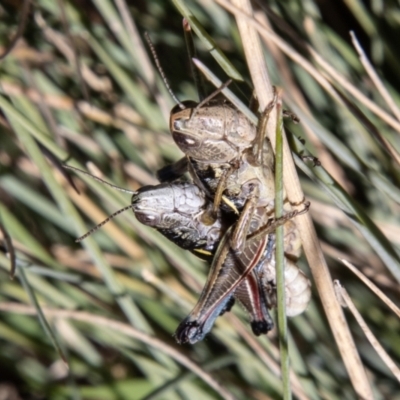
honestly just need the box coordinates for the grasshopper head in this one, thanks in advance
[131,183,205,228]
[170,102,256,163]
[131,185,165,227]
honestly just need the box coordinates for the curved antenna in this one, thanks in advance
[144,32,185,110]
[76,204,135,242]
[64,165,138,242]
[64,165,136,194]
[189,79,232,122]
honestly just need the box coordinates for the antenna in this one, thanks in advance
[63,165,136,194]
[63,165,138,242]
[144,32,185,110]
[76,204,135,242]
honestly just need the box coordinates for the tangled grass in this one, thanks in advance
[0,1,399,399]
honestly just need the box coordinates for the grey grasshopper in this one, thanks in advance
[132,182,310,343]
[132,182,275,336]
[66,165,310,343]
[65,167,274,337]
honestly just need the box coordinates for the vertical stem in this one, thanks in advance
[183,18,206,101]
[275,93,291,399]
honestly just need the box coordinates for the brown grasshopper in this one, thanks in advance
[144,36,309,338]
[159,88,309,343]
[148,33,308,288]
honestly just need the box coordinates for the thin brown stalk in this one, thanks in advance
[334,281,400,382]
[350,32,400,123]
[253,12,354,193]
[340,259,400,318]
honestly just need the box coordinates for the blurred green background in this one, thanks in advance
[0,1,399,399]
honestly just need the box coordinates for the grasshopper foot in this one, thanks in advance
[174,319,202,344]
[251,320,274,336]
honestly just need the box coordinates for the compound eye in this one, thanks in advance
[172,131,201,150]
[135,212,160,227]
[185,138,196,145]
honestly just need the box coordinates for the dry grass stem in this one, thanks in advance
[350,32,400,123]
[253,12,353,193]
[334,281,400,382]
[340,259,400,318]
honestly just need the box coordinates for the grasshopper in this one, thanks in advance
[65,159,309,343]
[174,201,310,344]
[158,88,310,342]
[146,32,276,234]
[148,33,309,304]
[65,166,276,336]
[142,41,309,338]
[131,182,310,342]
[69,93,308,343]
[131,182,275,336]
